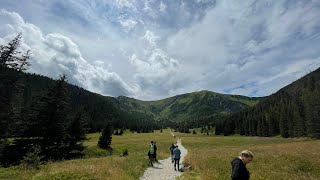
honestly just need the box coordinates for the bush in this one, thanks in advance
[122,148,128,156]
[21,145,43,169]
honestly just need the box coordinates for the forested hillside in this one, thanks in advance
[16,73,157,133]
[216,68,320,138]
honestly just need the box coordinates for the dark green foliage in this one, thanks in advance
[192,130,197,134]
[119,129,124,135]
[21,145,43,169]
[0,74,87,166]
[98,124,113,149]
[122,148,128,156]
[218,68,320,138]
[25,75,71,160]
[0,33,31,138]
[66,110,87,155]
[0,139,9,167]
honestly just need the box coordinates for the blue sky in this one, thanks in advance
[0,0,319,100]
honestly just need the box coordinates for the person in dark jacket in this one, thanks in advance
[154,141,158,162]
[173,145,181,171]
[231,150,254,180]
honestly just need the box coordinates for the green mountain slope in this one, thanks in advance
[116,90,261,127]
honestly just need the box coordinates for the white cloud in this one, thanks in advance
[130,46,183,99]
[141,30,160,47]
[0,9,139,97]
[118,16,138,32]
[166,0,320,97]
[115,0,136,9]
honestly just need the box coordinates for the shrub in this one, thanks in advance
[21,145,43,169]
[122,148,128,156]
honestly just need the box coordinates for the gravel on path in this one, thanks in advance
[140,138,188,180]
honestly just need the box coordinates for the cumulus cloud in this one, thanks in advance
[0,9,139,97]
[167,0,320,97]
[130,46,182,99]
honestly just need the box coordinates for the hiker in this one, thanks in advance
[170,144,176,163]
[154,141,158,162]
[231,150,254,180]
[148,141,155,166]
[173,145,181,171]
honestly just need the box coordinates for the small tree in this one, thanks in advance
[21,145,43,169]
[98,123,113,149]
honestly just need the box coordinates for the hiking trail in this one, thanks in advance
[139,132,188,180]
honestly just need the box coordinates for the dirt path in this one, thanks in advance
[140,134,188,180]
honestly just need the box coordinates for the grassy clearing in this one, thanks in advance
[1,129,319,180]
[0,129,176,180]
[175,132,320,180]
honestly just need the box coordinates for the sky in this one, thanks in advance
[0,0,319,100]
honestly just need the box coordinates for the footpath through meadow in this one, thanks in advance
[139,133,188,180]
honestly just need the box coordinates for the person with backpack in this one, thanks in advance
[148,141,155,166]
[231,150,254,180]
[173,145,181,171]
[170,144,176,163]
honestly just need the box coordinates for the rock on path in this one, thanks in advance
[140,139,188,180]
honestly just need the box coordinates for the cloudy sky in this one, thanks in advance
[0,0,319,100]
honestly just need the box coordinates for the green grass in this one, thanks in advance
[1,129,319,180]
[175,132,320,180]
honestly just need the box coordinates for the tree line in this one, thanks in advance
[215,69,320,139]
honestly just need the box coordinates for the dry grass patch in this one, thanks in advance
[179,135,320,180]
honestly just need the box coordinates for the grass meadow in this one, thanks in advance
[0,129,319,180]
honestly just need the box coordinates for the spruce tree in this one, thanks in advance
[98,123,113,149]
[0,33,31,137]
[67,110,87,152]
[26,75,70,159]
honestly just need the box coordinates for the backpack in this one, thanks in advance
[149,144,154,154]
